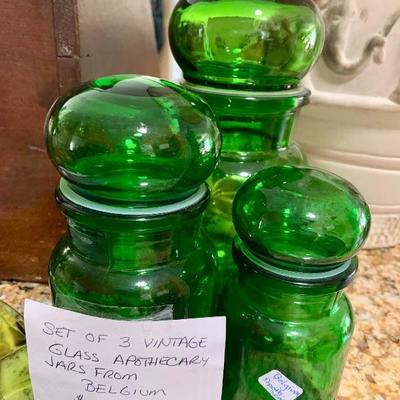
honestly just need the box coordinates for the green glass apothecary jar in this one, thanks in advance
[189,85,310,280]
[169,0,324,90]
[46,74,220,204]
[49,179,216,320]
[222,166,371,400]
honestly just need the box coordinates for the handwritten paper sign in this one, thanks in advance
[24,300,226,400]
[258,370,303,400]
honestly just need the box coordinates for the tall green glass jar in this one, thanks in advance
[46,75,221,320]
[187,84,309,282]
[169,0,324,90]
[169,0,323,288]
[222,166,371,399]
[49,180,216,320]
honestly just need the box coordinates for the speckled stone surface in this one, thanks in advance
[1,247,399,399]
[337,247,400,400]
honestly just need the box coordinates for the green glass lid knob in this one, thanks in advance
[45,74,221,204]
[233,165,371,268]
[169,0,325,90]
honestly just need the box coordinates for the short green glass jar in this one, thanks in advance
[186,84,309,280]
[169,0,324,90]
[46,75,220,204]
[222,166,371,399]
[49,179,216,320]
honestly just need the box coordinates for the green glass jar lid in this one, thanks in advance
[169,0,325,90]
[46,74,221,204]
[233,166,371,270]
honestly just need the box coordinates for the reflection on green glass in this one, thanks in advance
[170,0,324,89]
[222,166,371,399]
[186,85,309,286]
[46,75,220,204]
[223,249,356,400]
[49,180,217,320]
[233,166,371,268]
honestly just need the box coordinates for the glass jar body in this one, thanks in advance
[49,191,217,320]
[170,0,324,90]
[190,87,309,282]
[205,144,305,275]
[222,274,354,399]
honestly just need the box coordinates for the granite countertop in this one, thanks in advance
[1,247,399,399]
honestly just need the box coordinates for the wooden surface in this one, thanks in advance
[0,0,160,281]
[53,0,81,92]
[0,0,66,281]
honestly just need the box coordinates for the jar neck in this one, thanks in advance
[67,213,203,270]
[233,239,357,321]
[57,181,209,270]
[239,269,343,321]
[219,112,298,155]
[183,83,309,157]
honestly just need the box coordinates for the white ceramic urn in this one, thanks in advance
[296,0,400,248]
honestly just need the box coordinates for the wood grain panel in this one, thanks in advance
[0,0,162,281]
[0,0,66,281]
[53,0,81,92]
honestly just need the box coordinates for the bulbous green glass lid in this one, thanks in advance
[233,166,371,269]
[169,0,325,90]
[46,74,221,204]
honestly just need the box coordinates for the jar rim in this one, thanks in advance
[182,80,311,99]
[233,237,358,289]
[57,178,210,219]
